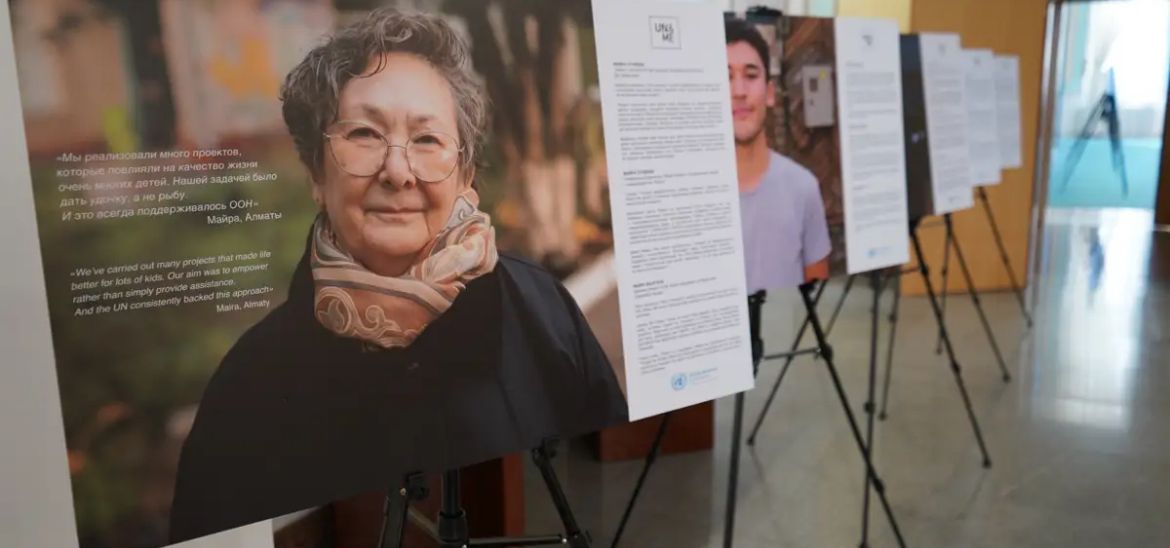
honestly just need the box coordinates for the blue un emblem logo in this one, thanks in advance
[671,373,688,391]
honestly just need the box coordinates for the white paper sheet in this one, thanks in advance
[963,49,1003,185]
[592,0,754,420]
[835,17,911,273]
[995,54,1024,169]
[919,33,974,213]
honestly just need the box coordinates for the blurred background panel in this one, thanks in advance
[159,0,334,149]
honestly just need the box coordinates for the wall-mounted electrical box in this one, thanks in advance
[801,65,836,128]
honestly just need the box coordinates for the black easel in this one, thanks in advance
[613,283,913,547]
[748,268,901,443]
[824,274,857,335]
[609,412,672,548]
[800,268,905,426]
[379,439,590,548]
[904,218,994,468]
[858,272,887,547]
[976,186,1033,327]
[730,289,903,545]
[753,272,894,547]
[378,473,427,548]
[941,214,1012,382]
[722,287,907,547]
[722,291,769,548]
[792,280,907,548]
[745,282,829,445]
[748,224,999,460]
[1058,76,1128,196]
[609,291,820,548]
[934,221,951,356]
[746,273,864,444]
[738,272,905,548]
[878,269,907,421]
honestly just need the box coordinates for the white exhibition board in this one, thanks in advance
[0,8,276,548]
[962,48,1003,186]
[995,54,1024,169]
[0,3,272,546]
[593,0,754,421]
[4,0,757,541]
[919,33,973,213]
[835,17,911,272]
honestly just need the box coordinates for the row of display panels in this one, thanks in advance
[0,1,1024,547]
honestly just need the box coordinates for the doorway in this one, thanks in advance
[1046,0,1170,210]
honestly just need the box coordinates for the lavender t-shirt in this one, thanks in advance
[739,152,832,292]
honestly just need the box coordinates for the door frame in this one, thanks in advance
[1027,0,1065,308]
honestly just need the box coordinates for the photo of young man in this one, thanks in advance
[726,18,831,292]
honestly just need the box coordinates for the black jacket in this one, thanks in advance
[169,243,627,544]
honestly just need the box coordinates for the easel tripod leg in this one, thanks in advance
[722,392,746,548]
[378,473,428,548]
[724,292,767,547]
[977,187,1033,327]
[860,272,884,547]
[944,215,1012,383]
[437,471,469,548]
[610,413,672,548]
[798,283,907,548]
[1104,96,1129,195]
[879,274,902,421]
[1059,96,1106,192]
[825,274,856,337]
[935,219,952,355]
[379,447,585,548]
[911,226,993,468]
[532,441,591,548]
[747,280,829,445]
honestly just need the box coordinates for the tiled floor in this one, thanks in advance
[527,208,1170,547]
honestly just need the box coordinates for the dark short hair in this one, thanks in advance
[280,8,488,179]
[724,18,771,81]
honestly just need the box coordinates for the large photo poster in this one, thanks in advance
[6,0,751,546]
[731,14,909,292]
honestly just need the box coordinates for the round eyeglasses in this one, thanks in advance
[324,121,462,183]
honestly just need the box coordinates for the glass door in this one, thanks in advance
[1047,0,1170,210]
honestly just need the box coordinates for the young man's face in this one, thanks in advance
[727,41,775,145]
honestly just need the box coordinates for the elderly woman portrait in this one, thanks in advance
[169,8,627,543]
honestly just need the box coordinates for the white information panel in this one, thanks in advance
[963,48,1003,185]
[835,17,911,272]
[920,33,974,213]
[995,54,1024,169]
[592,0,754,420]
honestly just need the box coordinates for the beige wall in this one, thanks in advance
[837,0,912,32]
[12,0,131,154]
[903,0,1048,295]
[836,0,1044,294]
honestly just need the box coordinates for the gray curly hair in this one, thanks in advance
[280,7,488,180]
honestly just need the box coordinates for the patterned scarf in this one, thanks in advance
[310,189,499,349]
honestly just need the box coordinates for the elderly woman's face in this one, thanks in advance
[316,52,468,276]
